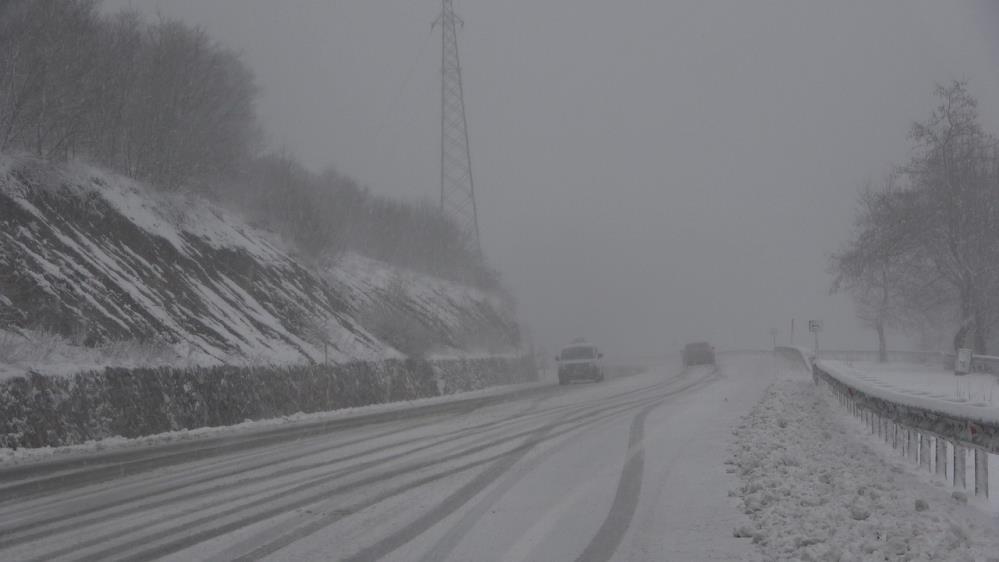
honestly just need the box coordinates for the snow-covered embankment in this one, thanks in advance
[730,352,999,560]
[0,155,532,448]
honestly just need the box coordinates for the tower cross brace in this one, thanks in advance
[437,0,480,254]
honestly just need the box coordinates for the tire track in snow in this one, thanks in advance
[576,367,718,562]
[1,386,565,550]
[2,371,683,562]
[232,371,701,561]
[224,385,684,561]
[243,421,561,562]
[50,382,676,561]
[0,383,560,503]
[202,377,691,561]
[0,418,452,548]
[417,368,715,562]
[14,397,558,558]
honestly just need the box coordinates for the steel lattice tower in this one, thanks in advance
[437,0,480,254]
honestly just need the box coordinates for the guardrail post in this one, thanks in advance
[891,423,899,451]
[974,449,989,498]
[920,433,932,471]
[907,429,917,463]
[935,437,947,479]
[953,444,966,489]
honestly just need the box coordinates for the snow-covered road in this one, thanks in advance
[0,353,774,561]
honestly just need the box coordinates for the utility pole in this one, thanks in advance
[436,0,481,254]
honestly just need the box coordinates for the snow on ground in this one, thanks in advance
[732,356,999,561]
[821,359,999,413]
[0,327,202,380]
[324,252,520,358]
[818,359,999,515]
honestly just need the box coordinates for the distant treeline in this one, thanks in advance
[831,82,999,357]
[0,0,497,289]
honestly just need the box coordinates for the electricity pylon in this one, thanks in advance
[436,0,481,254]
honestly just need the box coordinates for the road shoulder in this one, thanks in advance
[619,353,774,561]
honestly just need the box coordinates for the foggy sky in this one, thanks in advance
[104,0,999,358]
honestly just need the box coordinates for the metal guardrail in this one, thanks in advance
[776,347,995,500]
[969,354,999,375]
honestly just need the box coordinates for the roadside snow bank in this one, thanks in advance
[731,366,999,561]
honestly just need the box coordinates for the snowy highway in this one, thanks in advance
[0,353,773,561]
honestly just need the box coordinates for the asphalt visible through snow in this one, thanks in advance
[0,353,775,561]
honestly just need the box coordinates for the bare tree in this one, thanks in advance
[0,0,102,157]
[832,175,918,360]
[905,82,999,353]
[85,10,144,168]
[0,3,259,189]
[0,1,502,294]
[836,83,999,355]
[125,19,258,189]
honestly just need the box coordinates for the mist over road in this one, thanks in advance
[0,353,775,561]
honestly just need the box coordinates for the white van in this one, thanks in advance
[556,341,605,385]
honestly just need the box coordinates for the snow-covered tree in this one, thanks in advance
[834,82,999,354]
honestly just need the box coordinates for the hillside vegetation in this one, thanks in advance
[0,0,496,288]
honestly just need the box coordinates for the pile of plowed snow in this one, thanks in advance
[730,361,999,561]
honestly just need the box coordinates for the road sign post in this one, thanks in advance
[808,320,823,352]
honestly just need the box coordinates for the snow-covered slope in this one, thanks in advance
[0,155,519,375]
[324,253,519,358]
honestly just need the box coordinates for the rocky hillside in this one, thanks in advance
[0,155,520,375]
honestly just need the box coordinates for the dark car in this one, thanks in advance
[683,342,715,367]
[556,341,605,385]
